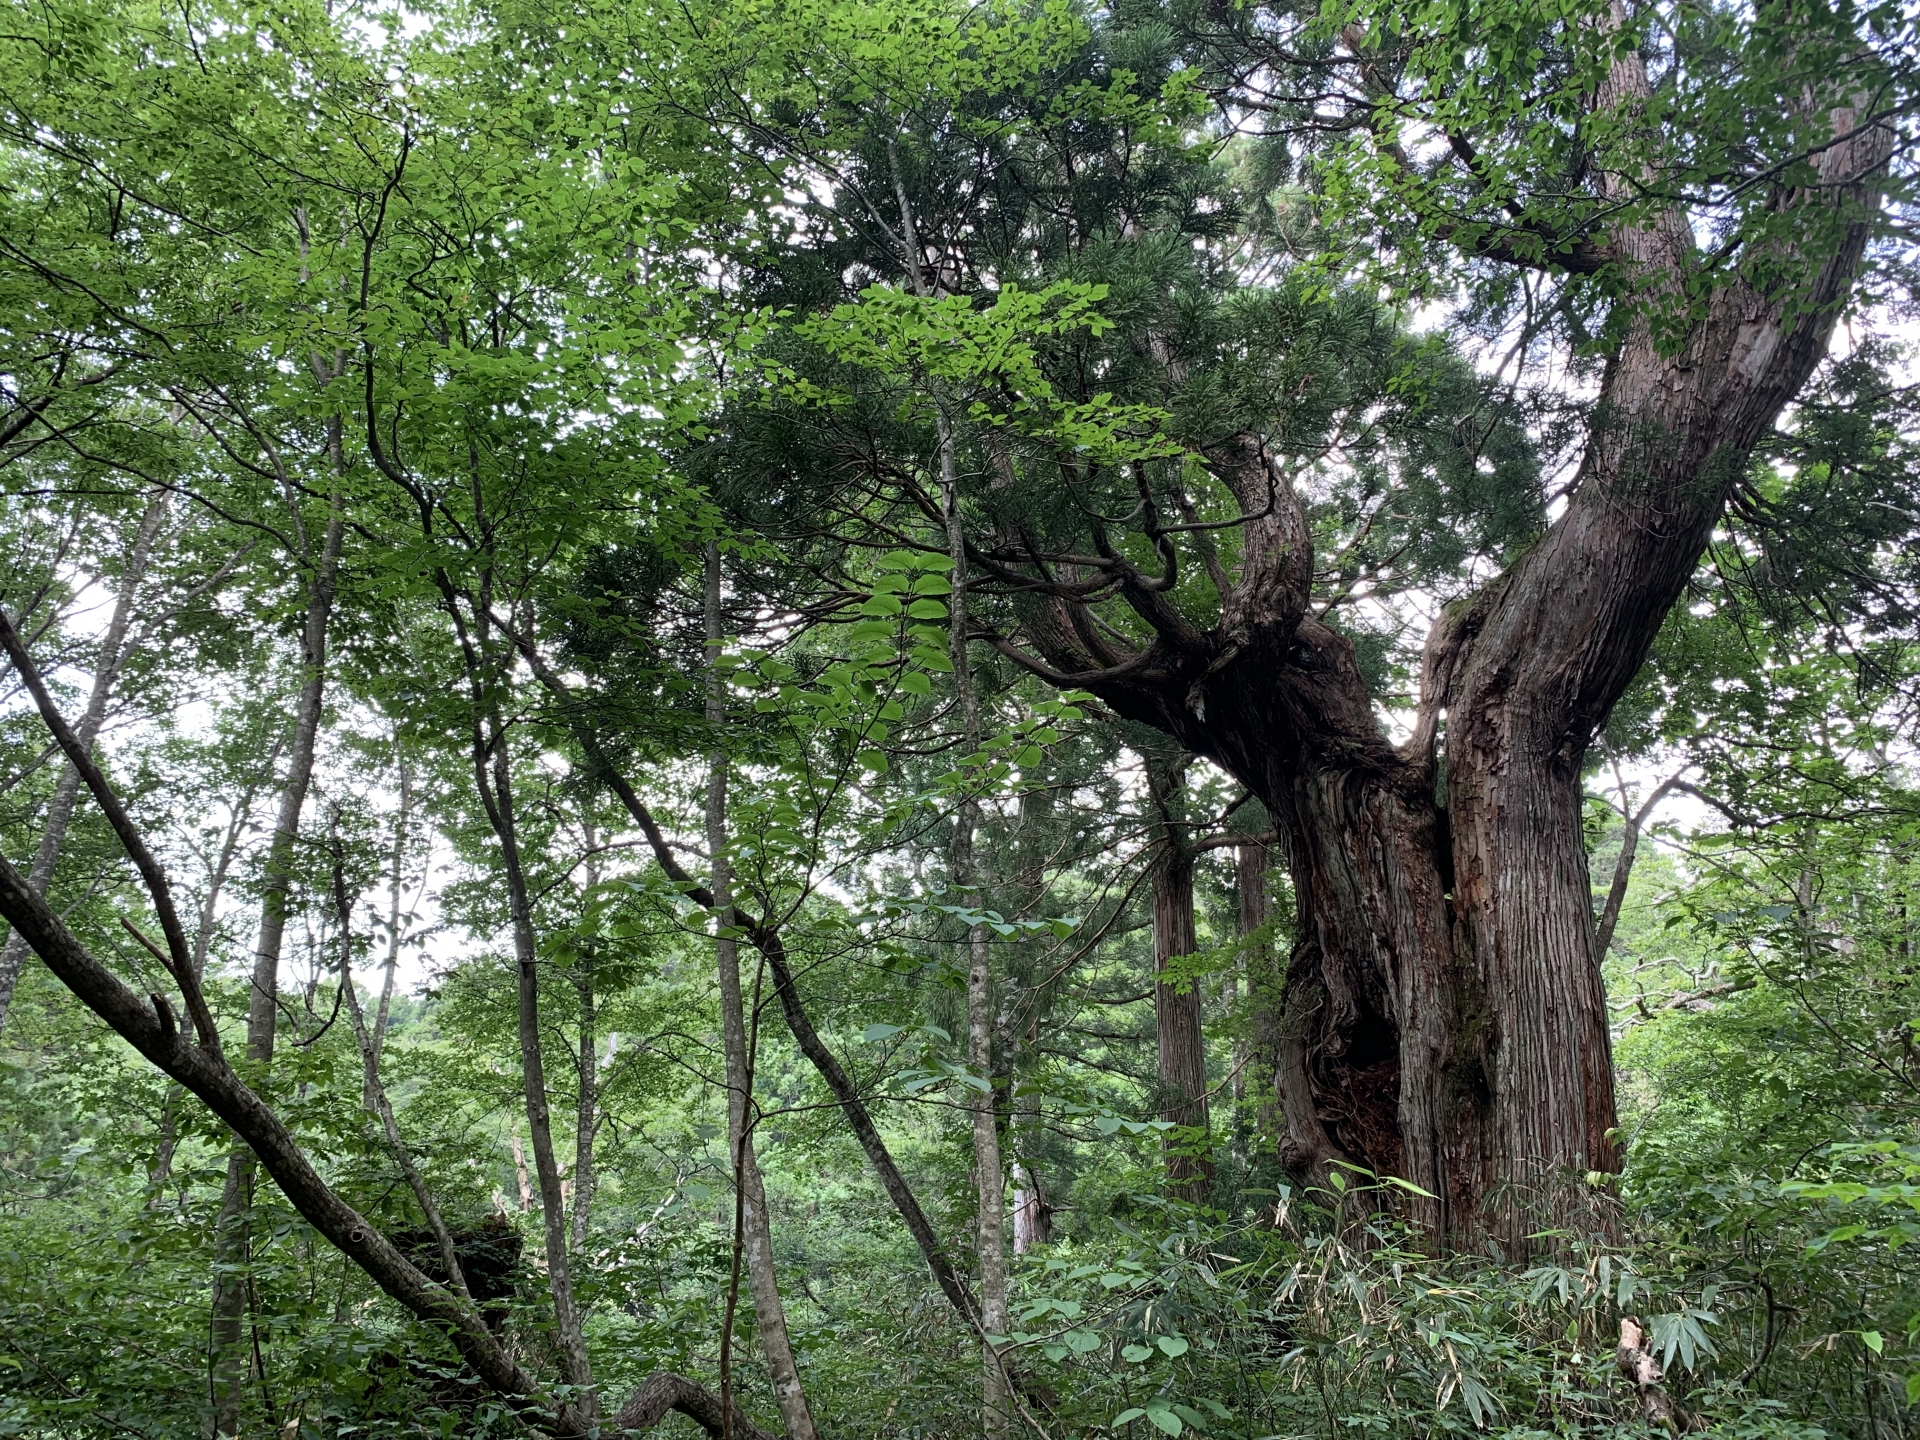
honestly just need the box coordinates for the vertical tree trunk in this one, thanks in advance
[331,828,473,1307]
[0,489,168,1032]
[940,419,1011,1440]
[1009,1013,1050,1253]
[152,775,265,1197]
[372,753,413,1060]
[209,497,341,1438]
[705,543,818,1440]
[477,706,596,1423]
[571,936,598,1253]
[1235,834,1281,1147]
[1144,752,1212,1204]
[570,812,602,1253]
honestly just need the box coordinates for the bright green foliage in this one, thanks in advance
[0,0,1917,1435]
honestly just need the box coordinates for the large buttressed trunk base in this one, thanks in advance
[1202,628,1621,1256]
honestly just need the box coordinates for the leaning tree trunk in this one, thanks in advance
[0,489,168,1032]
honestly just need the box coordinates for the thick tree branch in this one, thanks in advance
[0,606,218,1053]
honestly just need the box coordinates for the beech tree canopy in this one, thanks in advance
[0,0,1918,1435]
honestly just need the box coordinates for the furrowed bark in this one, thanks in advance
[211,496,342,1436]
[0,488,168,1032]
[991,31,1892,1250]
[706,542,817,1440]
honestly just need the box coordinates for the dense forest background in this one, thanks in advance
[1,0,1919,1435]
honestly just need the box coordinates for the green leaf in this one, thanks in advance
[1157,1334,1189,1357]
[1121,1343,1153,1362]
[1864,1330,1885,1354]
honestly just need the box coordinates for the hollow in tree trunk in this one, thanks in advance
[996,66,1889,1250]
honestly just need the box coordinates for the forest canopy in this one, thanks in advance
[1,0,1918,1436]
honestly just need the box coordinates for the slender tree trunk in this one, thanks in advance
[502,606,999,1347]
[1236,833,1282,1150]
[0,490,168,1032]
[209,498,341,1438]
[705,543,817,1440]
[571,936,598,1253]
[942,420,1010,1440]
[152,773,267,1197]
[1009,1013,1050,1253]
[372,753,413,1060]
[1144,753,1212,1204]
[510,1124,534,1213]
[330,827,473,1306]
[476,706,596,1421]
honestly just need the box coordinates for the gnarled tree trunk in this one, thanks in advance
[1001,67,1890,1250]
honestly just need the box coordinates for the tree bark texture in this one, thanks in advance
[999,64,1891,1251]
[0,489,168,1032]
[1144,754,1212,1204]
